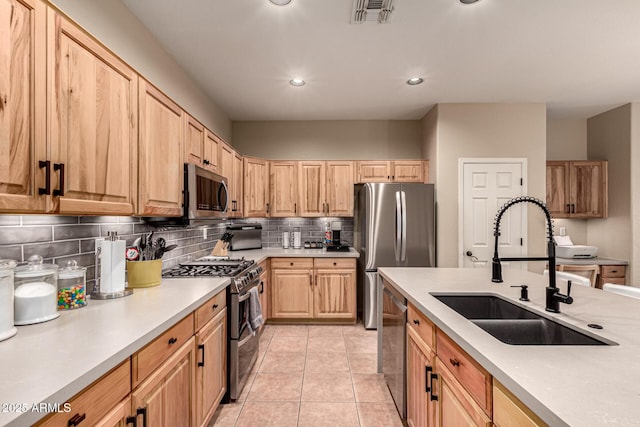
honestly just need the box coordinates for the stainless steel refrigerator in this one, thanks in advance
[355,183,436,329]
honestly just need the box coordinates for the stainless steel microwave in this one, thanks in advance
[143,163,228,226]
[185,163,229,220]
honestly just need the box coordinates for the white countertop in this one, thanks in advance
[0,277,229,427]
[556,257,628,266]
[229,247,360,263]
[378,267,640,427]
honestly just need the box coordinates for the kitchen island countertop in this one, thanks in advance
[556,256,628,265]
[378,267,640,427]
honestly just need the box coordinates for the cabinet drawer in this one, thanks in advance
[603,277,626,285]
[314,258,356,269]
[493,381,547,427]
[36,360,131,427]
[195,290,227,331]
[436,330,492,415]
[601,265,625,278]
[271,257,314,269]
[132,313,194,387]
[407,303,435,351]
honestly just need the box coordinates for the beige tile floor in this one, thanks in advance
[208,324,403,427]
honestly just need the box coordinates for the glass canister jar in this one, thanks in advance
[0,259,17,342]
[57,260,87,310]
[14,255,59,325]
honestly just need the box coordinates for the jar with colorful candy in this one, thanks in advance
[57,260,87,310]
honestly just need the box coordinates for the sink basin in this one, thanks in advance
[431,294,615,346]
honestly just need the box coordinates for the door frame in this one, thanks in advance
[457,158,528,268]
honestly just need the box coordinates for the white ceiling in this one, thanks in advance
[122,0,640,121]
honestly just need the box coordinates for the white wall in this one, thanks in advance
[587,104,632,281]
[49,0,232,141]
[546,117,589,244]
[232,120,422,159]
[423,104,547,269]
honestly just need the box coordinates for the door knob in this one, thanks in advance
[466,251,479,262]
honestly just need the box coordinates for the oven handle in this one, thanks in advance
[237,281,261,302]
[238,331,256,347]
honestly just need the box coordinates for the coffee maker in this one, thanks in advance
[326,222,349,252]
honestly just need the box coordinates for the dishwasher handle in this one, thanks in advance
[383,287,407,312]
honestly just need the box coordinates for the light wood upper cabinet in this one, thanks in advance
[326,161,354,216]
[393,160,426,183]
[270,161,298,217]
[203,130,219,172]
[218,141,233,214]
[185,114,205,166]
[132,337,196,427]
[546,160,608,219]
[298,161,326,217]
[195,308,227,427]
[48,10,138,215]
[232,152,243,217]
[243,156,268,217]
[138,79,183,216]
[0,0,47,213]
[357,161,391,182]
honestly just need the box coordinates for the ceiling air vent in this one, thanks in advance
[351,0,396,24]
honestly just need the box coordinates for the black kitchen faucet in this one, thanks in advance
[491,196,573,313]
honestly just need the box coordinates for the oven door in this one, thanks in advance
[185,163,229,219]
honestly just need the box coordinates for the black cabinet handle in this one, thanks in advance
[413,319,420,325]
[168,337,178,345]
[68,413,86,426]
[566,204,571,214]
[266,203,270,214]
[198,344,205,367]
[425,366,433,393]
[53,163,65,196]
[126,415,137,427]
[136,407,147,427]
[259,281,264,294]
[294,202,297,214]
[212,303,219,310]
[38,160,51,195]
[429,373,439,401]
[571,204,575,213]
[449,358,460,367]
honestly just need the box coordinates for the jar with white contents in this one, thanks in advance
[0,259,17,341]
[57,260,87,310]
[14,255,59,325]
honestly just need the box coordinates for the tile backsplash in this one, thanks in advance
[0,215,354,290]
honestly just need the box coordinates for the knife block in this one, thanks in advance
[211,239,228,257]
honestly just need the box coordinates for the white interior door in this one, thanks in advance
[460,160,527,268]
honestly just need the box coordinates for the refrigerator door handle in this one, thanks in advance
[395,191,402,262]
[401,191,407,262]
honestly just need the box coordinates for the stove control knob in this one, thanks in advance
[256,266,263,275]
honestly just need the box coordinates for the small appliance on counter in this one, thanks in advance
[227,223,262,250]
[326,222,350,252]
[554,236,599,259]
[13,255,59,325]
[0,259,17,341]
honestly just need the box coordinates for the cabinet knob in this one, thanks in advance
[212,303,219,310]
[413,319,420,325]
[168,337,178,345]
[449,358,460,367]
[290,262,294,266]
[333,262,337,266]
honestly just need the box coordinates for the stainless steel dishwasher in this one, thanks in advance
[380,280,407,420]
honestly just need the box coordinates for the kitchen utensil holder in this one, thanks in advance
[211,239,228,257]
[126,260,162,288]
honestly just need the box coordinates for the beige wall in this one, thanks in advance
[631,104,640,285]
[546,117,589,244]
[232,121,422,159]
[49,0,232,141]
[421,106,438,183]
[587,104,633,282]
[424,103,547,269]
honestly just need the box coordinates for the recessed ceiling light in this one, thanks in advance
[406,77,424,86]
[270,0,292,5]
[290,78,305,87]
[460,0,480,4]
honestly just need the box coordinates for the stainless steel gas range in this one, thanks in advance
[163,256,264,401]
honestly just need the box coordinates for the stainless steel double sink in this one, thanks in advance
[431,294,616,346]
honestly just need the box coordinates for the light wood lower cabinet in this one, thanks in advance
[259,259,270,322]
[93,397,134,427]
[407,325,436,427]
[132,336,197,427]
[493,380,547,427]
[271,258,356,322]
[195,308,227,427]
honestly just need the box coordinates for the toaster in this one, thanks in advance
[227,223,262,250]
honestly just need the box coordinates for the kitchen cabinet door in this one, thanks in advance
[570,161,607,218]
[132,337,196,427]
[203,130,219,172]
[493,380,547,427]
[185,114,205,166]
[326,161,354,216]
[271,269,314,319]
[232,152,243,217]
[392,160,426,183]
[243,156,268,217]
[48,10,138,215]
[195,309,227,427]
[434,359,491,427]
[313,269,356,319]
[407,327,436,427]
[298,161,326,216]
[138,79,183,216]
[93,397,133,427]
[219,141,233,213]
[357,161,391,183]
[270,161,298,217]
[0,0,47,213]
[545,161,570,218]
[258,259,270,321]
